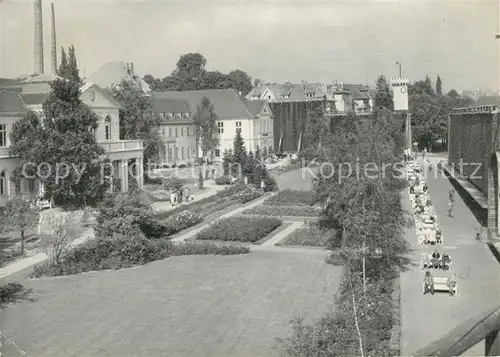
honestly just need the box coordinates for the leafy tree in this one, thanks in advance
[1,197,39,254]
[202,71,230,89]
[143,74,161,90]
[58,45,81,83]
[111,80,162,167]
[374,75,394,110]
[227,70,253,96]
[193,97,220,161]
[436,75,442,97]
[10,79,110,207]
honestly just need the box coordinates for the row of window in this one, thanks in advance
[0,172,36,195]
[160,126,194,137]
[158,112,190,120]
[217,121,242,134]
[166,146,195,161]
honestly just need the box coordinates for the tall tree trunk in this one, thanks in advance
[21,229,25,254]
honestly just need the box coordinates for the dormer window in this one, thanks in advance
[183,113,190,119]
[104,116,112,140]
[175,113,182,119]
[305,93,314,98]
[252,95,260,99]
[167,113,174,120]
[281,94,290,99]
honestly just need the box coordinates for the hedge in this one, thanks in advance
[263,189,318,206]
[31,235,249,277]
[243,205,320,217]
[196,216,282,242]
[279,226,333,247]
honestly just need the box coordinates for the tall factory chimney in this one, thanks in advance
[33,0,44,74]
[51,3,57,75]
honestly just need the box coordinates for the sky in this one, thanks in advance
[0,0,498,92]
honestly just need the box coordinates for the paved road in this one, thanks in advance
[400,157,500,355]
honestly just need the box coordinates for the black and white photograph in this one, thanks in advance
[0,0,499,356]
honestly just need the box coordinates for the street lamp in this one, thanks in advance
[396,61,402,77]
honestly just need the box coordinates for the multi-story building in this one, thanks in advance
[246,81,374,152]
[152,89,273,164]
[0,74,144,206]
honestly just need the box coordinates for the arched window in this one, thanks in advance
[104,116,112,140]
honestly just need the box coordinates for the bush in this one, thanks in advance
[255,175,278,192]
[264,189,317,206]
[243,205,320,217]
[196,216,282,242]
[279,225,333,247]
[0,249,24,267]
[95,192,168,239]
[145,175,163,185]
[31,235,251,277]
[0,282,25,302]
[232,187,262,203]
[170,242,250,256]
[215,176,232,185]
[163,210,204,236]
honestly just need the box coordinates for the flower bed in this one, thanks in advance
[163,210,204,236]
[31,235,249,278]
[263,189,317,206]
[196,216,282,242]
[278,225,333,247]
[243,205,320,218]
[233,187,263,203]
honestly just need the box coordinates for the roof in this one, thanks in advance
[246,82,331,101]
[20,93,49,106]
[0,91,27,114]
[21,73,60,84]
[88,62,151,93]
[0,78,22,88]
[153,89,254,120]
[476,96,500,106]
[153,98,190,114]
[242,99,267,116]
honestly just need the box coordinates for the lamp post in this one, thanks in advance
[396,61,402,77]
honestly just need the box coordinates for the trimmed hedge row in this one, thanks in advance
[279,226,333,247]
[196,216,282,242]
[263,189,318,207]
[31,235,249,277]
[243,205,320,218]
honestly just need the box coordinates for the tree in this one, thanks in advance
[193,97,220,162]
[436,75,443,97]
[10,79,110,207]
[44,212,80,266]
[111,80,162,169]
[58,45,81,83]
[1,197,39,254]
[374,75,394,110]
[303,106,328,149]
[227,70,253,96]
[202,71,230,89]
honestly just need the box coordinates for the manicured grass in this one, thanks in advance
[278,226,332,247]
[196,216,282,242]
[3,252,341,357]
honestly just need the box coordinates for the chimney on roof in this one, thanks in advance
[301,80,307,91]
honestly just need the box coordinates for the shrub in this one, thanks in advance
[145,176,163,185]
[279,225,333,247]
[163,210,204,236]
[215,176,232,185]
[255,175,278,192]
[232,187,262,203]
[95,192,167,239]
[264,189,317,206]
[243,205,320,217]
[0,249,24,267]
[0,282,25,302]
[170,242,250,256]
[196,216,282,242]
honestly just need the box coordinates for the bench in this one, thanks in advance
[422,277,458,295]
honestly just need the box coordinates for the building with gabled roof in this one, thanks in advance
[152,89,273,164]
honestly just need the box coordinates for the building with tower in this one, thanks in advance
[391,77,412,155]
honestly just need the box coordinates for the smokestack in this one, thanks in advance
[33,0,44,74]
[51,3,57,75]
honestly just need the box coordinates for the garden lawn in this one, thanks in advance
[2,252,341,357]
[196,216,282,243]
[278,226,332,247]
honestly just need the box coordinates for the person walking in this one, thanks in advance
[449,188,455,203]
[447,200,454,217]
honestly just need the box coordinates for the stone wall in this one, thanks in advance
[448,112,495,196]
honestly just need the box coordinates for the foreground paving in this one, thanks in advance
[2,252,341,357]
[400,157,500,355]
